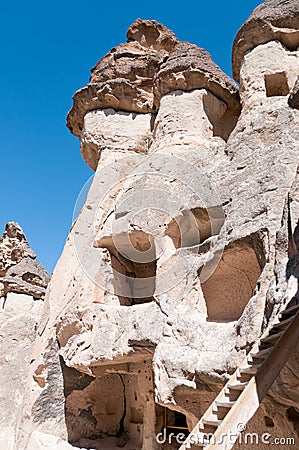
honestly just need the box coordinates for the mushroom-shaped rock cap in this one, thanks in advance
[67,19,240,138]
[233,0,299,82]
[90,19,178,87]
[154,42,240,114]
[67,19,179,137]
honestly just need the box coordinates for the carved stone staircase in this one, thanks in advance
[179,299,299,449]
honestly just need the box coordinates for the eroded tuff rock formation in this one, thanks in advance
[0,223,49,450]
[2,1,299,449]
[67,19,240,170]
[0,222,49,299]
[232,0,299,81]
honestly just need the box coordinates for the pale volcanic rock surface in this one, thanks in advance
[6,6,299,450]
[0,222,49,299]
[154,42,240,115]
[0,223,49,450]
[233,0,299,81]
[0,222,35,276]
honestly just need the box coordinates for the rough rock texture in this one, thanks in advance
[80,109,152,170]
[0,293,44,450]
[154,42,240,115]
[0,222,49,299]
[5,8,299,450]
[126,18,178,51]
[66,20,178,138]
[232,0,299,81]
[289,76,299,109]
[0,222,35,276]
[0,224,49,450]
[239,40,299,109]
[67,19,240,145]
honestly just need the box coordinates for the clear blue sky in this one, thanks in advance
[0,0,262,274]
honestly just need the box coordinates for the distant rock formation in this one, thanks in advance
[0,223,49,450]
[0,222,49,299]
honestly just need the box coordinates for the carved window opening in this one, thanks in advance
[97,231,157,305]
[201,233,266,322]
[264,416,275,428]
[264,72,289,97]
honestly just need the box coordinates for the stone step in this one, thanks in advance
[272,316,294,330]
[280,303,299,317]
[262,330,284,343]
[202,418,222,428]
[250,346,272,359]
[214,400,236,409]
[227,381,249,391]
[238,364,261,376]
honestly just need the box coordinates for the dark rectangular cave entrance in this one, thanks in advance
[264,72,289,97]
[163,407,188,439]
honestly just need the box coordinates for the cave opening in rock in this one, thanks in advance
[264,415,275,427]
[202,92,239,142]
[62,358,162,449]
[163,407,188,439]
[62,361,125,448]
[165,207,225,250]
[97,230,157,305]
[201,233,266,322]
[264,72,289,97]
[287,407,299,437]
